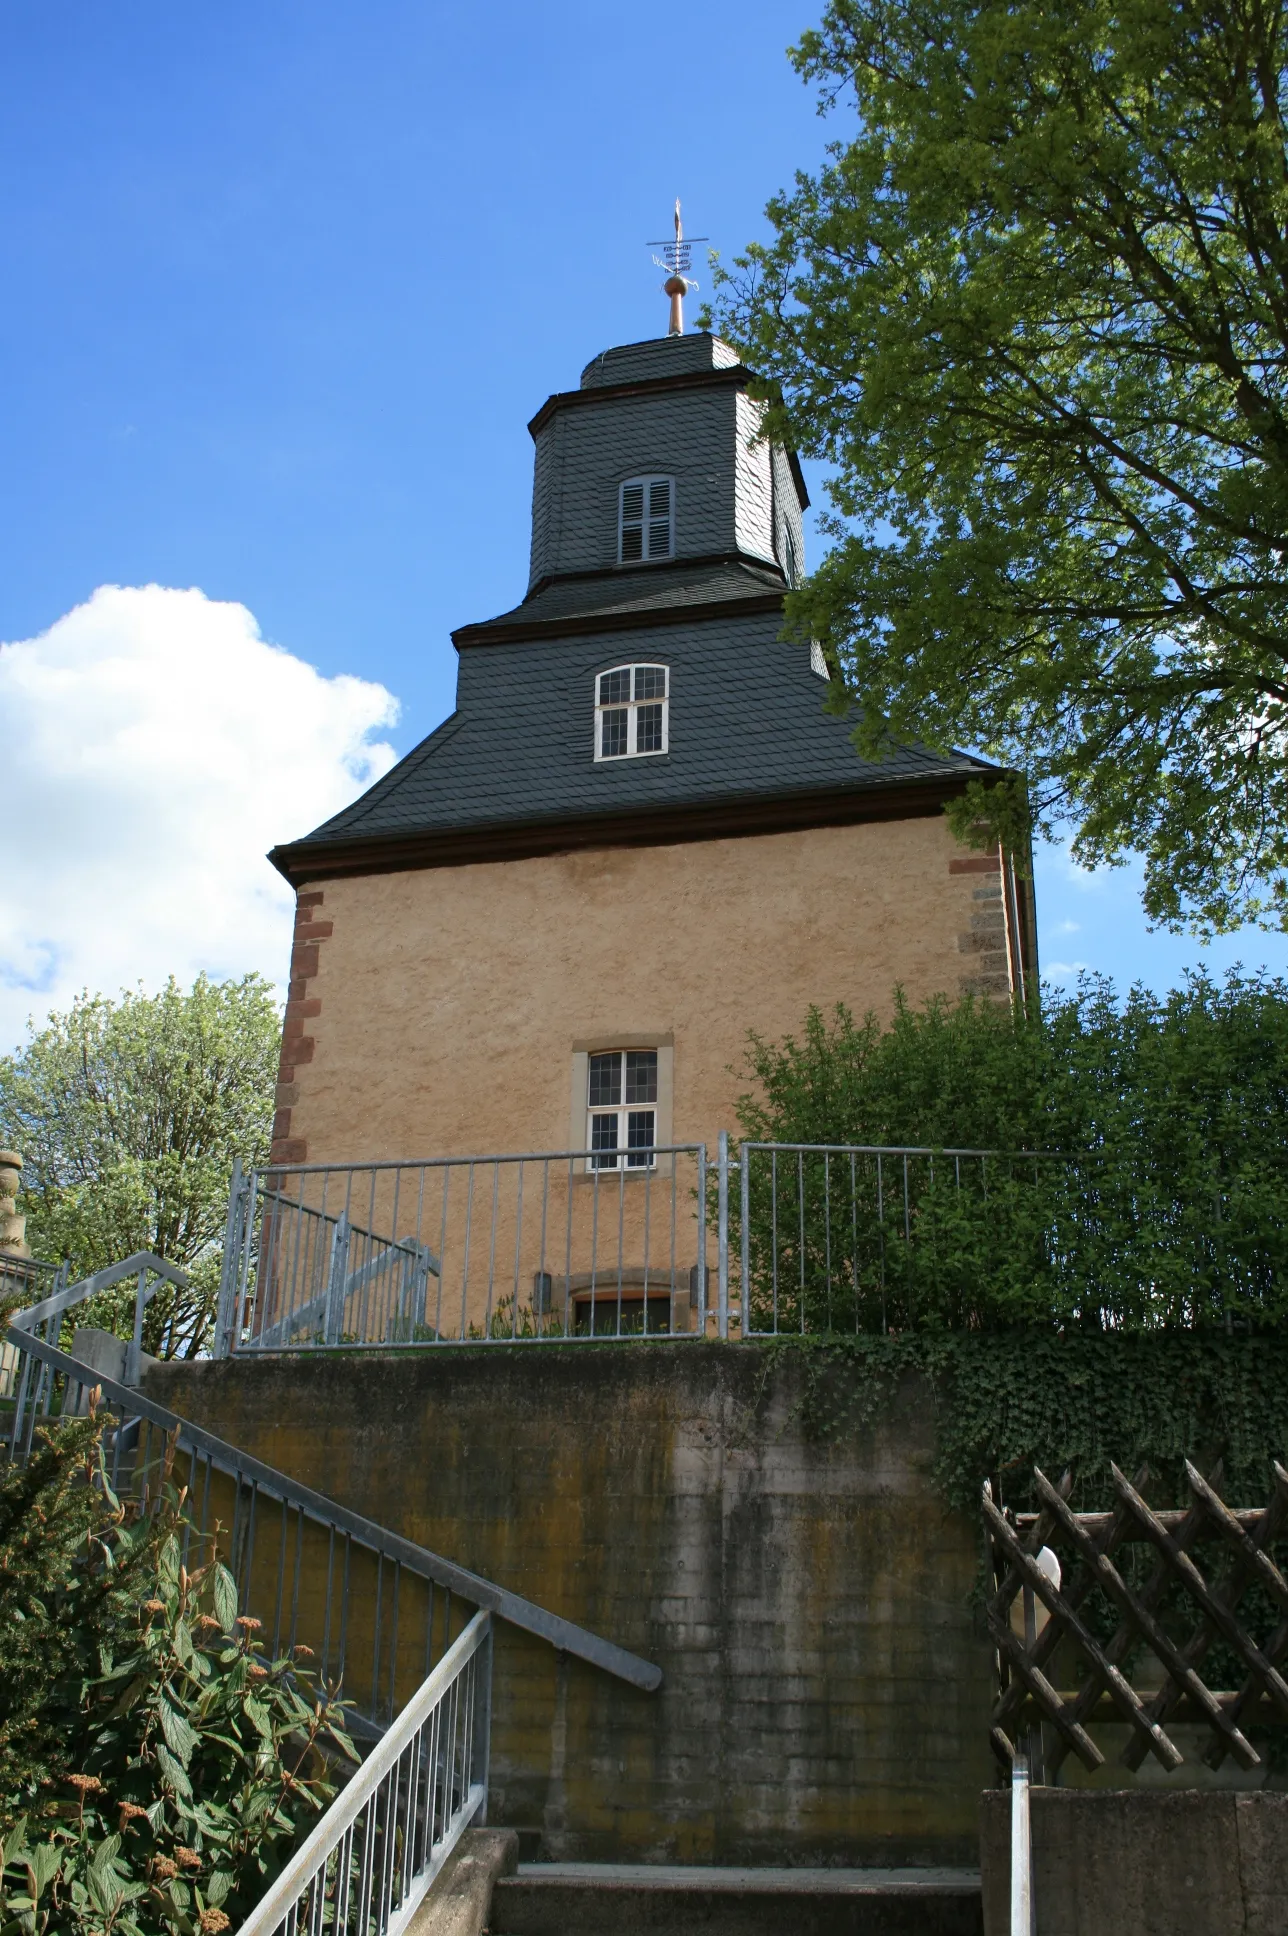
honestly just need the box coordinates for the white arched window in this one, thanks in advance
[619,476,674,563]
[595,663,669,761]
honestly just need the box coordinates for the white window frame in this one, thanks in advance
[594,663,670,762]
[618,475,674,564]
[569,1039,674,1182]
[585,1047,658,1172]
[809,639,829,680]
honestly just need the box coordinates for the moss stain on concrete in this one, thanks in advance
[143,1344,991,1864]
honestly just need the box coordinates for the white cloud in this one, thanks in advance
[1,584,399,1051]
[1042,959,1092,984]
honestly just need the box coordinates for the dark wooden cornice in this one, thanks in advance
[527,364,753,438]
[268,772,979,888]
[520,550,784,605]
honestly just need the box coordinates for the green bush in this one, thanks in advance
[733,971,1288,1332]
[0,1409,355,1936]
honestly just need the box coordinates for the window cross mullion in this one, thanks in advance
[594,664,669,763]
[587,1047,658,1171]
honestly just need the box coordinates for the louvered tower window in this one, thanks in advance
[619,476,674,563]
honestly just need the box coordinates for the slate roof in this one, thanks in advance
[577,333,743,390]
[272,329,997,879]
[276,597,994,867]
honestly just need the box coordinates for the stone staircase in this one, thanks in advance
[488,1861,984,1935]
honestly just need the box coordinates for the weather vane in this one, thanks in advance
[648,200,708,337]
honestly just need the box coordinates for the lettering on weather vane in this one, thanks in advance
[648,200,708,337]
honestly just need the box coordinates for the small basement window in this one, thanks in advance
[619,476,674,563]
[587,1049,657,1170]
[595,663,669,761]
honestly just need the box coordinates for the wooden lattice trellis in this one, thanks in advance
[984,1459,1288,1775]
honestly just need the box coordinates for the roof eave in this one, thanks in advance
[267,767,997,887]
[786,448,810,512]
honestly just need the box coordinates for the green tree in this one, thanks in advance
[0,976,280,1355]
[712,0,1288,932]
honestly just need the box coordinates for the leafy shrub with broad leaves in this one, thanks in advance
[733,971,1288,1333]
[0,1408,355,1936]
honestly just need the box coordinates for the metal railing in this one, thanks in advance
[0,1250,62,1305]
[217,1146,711,1355]
[7,1249,191,1380]
[734,1141,1069,1336]
[215,1129,1275,1352]
[214,1138,1069,1352]
[235,1609,492,1936]
[214,1136,1078,1353]
[732,1137,1288,1334]
[1,1257,68,1397]
[1,1317,661,1717]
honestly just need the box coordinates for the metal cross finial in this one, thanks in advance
[648,199,708,336]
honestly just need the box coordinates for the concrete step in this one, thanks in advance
[490,1863,984,1936]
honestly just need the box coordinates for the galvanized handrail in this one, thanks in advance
[734,1137,1082,1338]
[234,1609,493,1936]
[212,1126,1280,1351]
[216,1137,1072,1355]
[737,1140,1066,1159]
[4,1250,192,1405]
[0,1251,61,1295]
[2,1323,662,1700]
[218,1144,711,1355]
[8,1249,190,1334]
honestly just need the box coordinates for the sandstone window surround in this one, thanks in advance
[594,662,670,762]
[618,475,674,563]
[588,1048,657,1170]
[568,1036,675,1177]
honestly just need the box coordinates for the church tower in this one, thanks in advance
[266,317,1034,1170]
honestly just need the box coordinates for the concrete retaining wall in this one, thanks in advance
[143,1346,993,1865]
[979,1788,1288,1934]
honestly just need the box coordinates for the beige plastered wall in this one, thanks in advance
[279,813,1013,1167]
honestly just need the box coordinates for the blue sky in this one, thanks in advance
[2,0,1285,1049]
